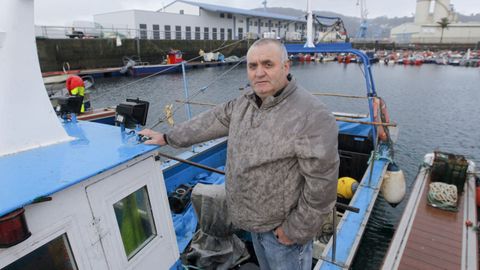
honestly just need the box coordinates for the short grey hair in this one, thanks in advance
[247,38,289,63]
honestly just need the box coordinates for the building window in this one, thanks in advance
[227,13,232,19]
[204,27,209,40]
[180,9,184,14]
[220,28,225,40]
[186,26,191,40]
[238,27,243,39]
[254,21,258,26]
[153,24,160,40]
[220,13,225,18]
[212,27,217,40]
[261,22,264,27]
[227,28,232,40]
[249,21,252,26]
[3,234,77,270]
[164,25,171,40]
[114,186,156,259]
[175,25,181,40]
[195,26,201,40]
[139,23,147,39]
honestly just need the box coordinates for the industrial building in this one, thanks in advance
[94,0,317,41]
[390,0,480,43]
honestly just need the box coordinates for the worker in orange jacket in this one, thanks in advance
[66,75,90,113]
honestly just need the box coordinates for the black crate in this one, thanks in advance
[431,151,468,192]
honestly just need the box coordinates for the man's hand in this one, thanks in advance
[138,129,167,146]
[274,226,294,245]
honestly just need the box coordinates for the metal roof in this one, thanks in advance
[169,0,306,22]
[0,121,158,216]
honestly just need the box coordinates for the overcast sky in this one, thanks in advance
[35,0,480,26]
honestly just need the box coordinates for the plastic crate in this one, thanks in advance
[430,151,468,192]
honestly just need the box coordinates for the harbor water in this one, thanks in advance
[90,62,480,269]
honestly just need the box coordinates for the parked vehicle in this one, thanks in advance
[65,21,102,38]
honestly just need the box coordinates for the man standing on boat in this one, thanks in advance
[140,38,339,270]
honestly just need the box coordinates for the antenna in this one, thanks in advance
[262,0,267,11]
[304,0,314,47]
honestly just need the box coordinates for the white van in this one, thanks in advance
[65,21,102,38]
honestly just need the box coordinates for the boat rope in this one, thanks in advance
[149,56,246,129]
[427,182,458,212]
[312,92,368,99]
[174,100,396,127]
[91,38,247,101]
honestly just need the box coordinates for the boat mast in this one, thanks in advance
[304,0,315,48]
[0,0,72,157]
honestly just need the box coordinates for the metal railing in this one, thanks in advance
[35,25,304,41]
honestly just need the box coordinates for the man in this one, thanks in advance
[140,38,339,270]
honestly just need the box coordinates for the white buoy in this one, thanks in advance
[381,163,406,206]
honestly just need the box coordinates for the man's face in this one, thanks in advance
[247,43,290,100]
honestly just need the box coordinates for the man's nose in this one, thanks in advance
[255,66,266,77]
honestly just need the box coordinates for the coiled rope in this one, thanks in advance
[427,182,458,212]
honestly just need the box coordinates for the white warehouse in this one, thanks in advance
[94,0,317,41]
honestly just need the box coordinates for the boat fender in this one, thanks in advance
[381,163,406,207]
[337,177,359,199]
[373,97,390,142]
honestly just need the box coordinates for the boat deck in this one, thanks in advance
[382,162,478,270]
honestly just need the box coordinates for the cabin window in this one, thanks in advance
[114,186,156,260]
[179,9,184,14]
[3,234,77,270]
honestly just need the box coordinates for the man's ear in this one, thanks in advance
[284,61,290,74]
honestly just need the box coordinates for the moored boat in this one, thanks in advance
[382,152,478,270]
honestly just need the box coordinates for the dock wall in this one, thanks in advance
[36,38,480,72]
[36,38,250,72]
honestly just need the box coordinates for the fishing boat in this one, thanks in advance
[382,152,478,270]
[127,59,242,77]
[0,1,400,270]
[283,41,400,269]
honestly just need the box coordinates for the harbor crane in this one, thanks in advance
[356,0,368,39]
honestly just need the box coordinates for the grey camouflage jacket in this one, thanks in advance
[166,78,339,244]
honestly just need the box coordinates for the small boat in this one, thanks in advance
[382,152,478,270]
[128,60,242,77]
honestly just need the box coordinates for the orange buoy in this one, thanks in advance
[373,97,390,142]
